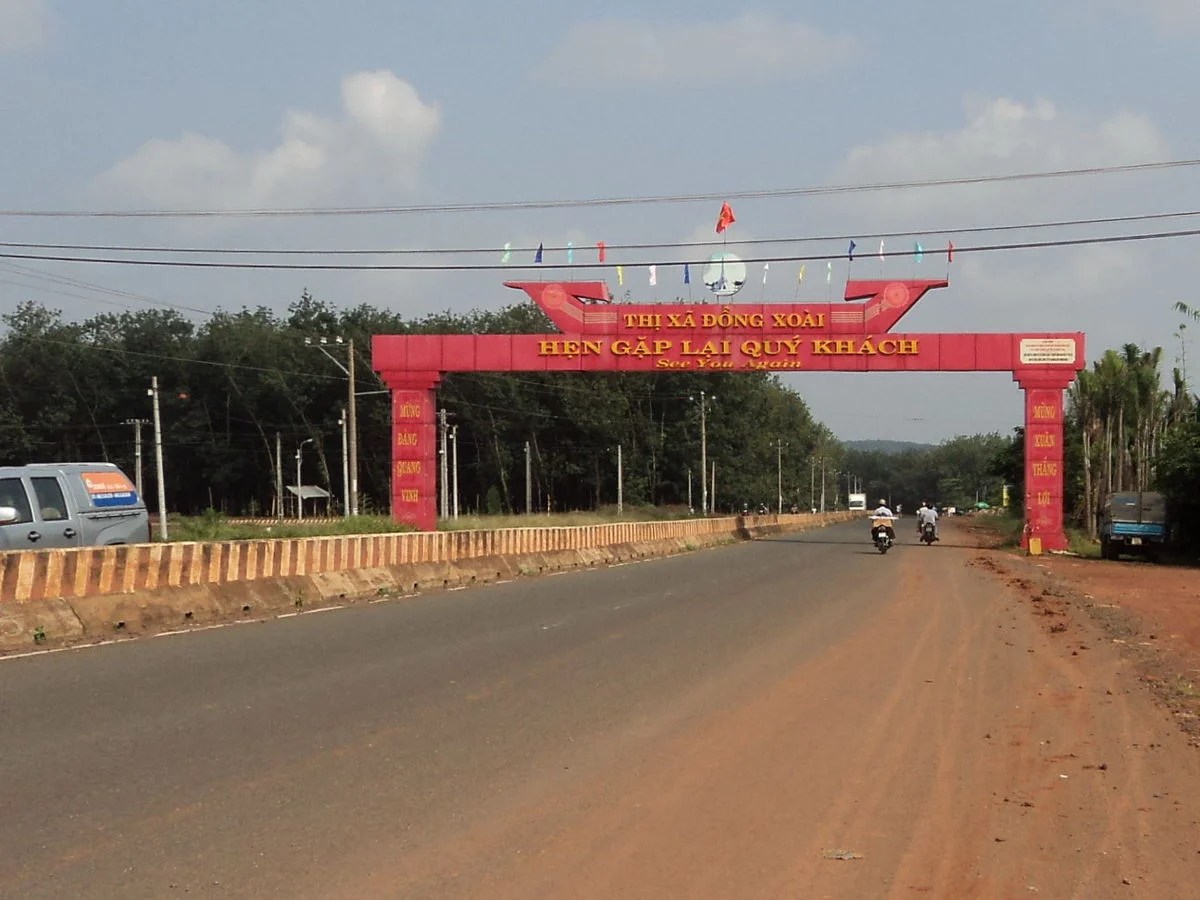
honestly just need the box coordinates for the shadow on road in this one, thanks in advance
[761,534,982,551]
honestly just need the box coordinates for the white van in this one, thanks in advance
[0,463,150,550]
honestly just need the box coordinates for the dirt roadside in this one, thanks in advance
[965,518,1200,750]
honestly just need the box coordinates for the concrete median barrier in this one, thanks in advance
[0,513,855,652]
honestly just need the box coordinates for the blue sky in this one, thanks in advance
[3,0,1200,441]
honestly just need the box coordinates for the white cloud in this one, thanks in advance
[807,95,1187,390]
[830,96,1170,223]
[538,13,859,87]
[0,0,53,52]
[1144,0,1200,29]
[92,70,441,210]
[1092,0,1200,33]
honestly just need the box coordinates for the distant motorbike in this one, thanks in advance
[920,521,937,545]
[870,516,895,554]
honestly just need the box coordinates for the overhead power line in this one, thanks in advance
[3,208,1200,257]
[24,334,348,381]
[1,158,1197,219]
[3,225,1200,271]
[0,261,217,315]
[0,274,139,312]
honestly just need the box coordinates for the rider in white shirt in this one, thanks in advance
[916,501,940,540]
[871,499,895,540]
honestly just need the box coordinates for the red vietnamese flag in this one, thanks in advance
[947,240,955,262]
[715,202,736,234]
[597,241,607,263]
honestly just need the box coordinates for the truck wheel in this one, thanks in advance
[1100,537,1113,560]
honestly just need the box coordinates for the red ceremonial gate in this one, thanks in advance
[373,279,1083,549]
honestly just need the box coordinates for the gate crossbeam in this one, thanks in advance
[373,279,1083,549]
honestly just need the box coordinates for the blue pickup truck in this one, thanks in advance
[1099,491,1166,561]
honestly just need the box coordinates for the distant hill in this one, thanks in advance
[844,439,936,455]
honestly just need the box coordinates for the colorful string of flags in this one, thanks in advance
[499,203,956,286]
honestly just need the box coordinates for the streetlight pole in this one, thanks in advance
[338,409,349,518]
[617,443,623,514]
[147,379,168,541]
[777,439,788,514]
[438,408,449,519]
[524,440,532,515]
[693,391,715,515]
[347,338,358,517]
[820,457,827,513]
[711,461,716,514]
[275,433,283,519]
[295,438,313,521]
[123,418,149,498]
[701,392,708,515]
[450,425,459,519]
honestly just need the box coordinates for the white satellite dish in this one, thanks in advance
[702,251,746,297]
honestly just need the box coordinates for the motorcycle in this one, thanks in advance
[870,516,895,554]
[920,521,937,545]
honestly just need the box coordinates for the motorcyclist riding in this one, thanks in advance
[916,501,939,541]
[870,499,896,542]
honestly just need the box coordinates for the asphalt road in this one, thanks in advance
[4,520,1197,898]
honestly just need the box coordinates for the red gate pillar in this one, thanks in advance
[384,375,440,531]
[1015,372,1075,552]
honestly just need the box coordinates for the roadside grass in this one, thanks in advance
[963,514,1100,559]
[165,505,701,542]
[1067,528,1101,559]
[968,513,1024,547]
[167,512,413,542]
[1172,675,1199,699]
[440,505,697,532]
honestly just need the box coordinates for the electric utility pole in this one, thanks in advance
[347,338,358,516]
[694,391,715,515]
[777,439,785,515]
[275,432,283,518]
[148,378,168,541]
[525,441,532,515]
[339,409,350,517]
[450,424,459,519]
[438,408,449,519]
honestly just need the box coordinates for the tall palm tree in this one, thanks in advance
[1093,349,1127,499]
[1168,366,1194,429]
[1069,369,1101,536]
[1119,343,1148,490]
[1133,347,1165,489]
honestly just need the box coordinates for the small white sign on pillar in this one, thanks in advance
[1019,338,1077,365]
